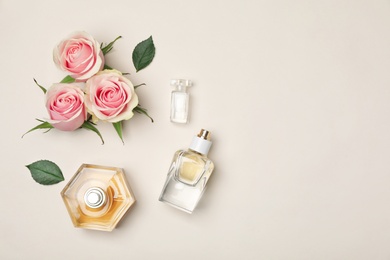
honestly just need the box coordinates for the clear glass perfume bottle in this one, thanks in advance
[170,79,192,123]
[61,164,136,232]
[159,129,215,213]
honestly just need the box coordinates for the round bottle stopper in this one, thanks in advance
[84,187,106,208]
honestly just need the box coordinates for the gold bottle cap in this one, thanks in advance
[197,129,211,140]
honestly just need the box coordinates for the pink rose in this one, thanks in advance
[46,83,87,131]
[53,31,104,81]
[85,70,139,123]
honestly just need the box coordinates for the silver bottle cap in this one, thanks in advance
[84,187,106,208]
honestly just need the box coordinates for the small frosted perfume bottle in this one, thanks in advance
[159,129,215,213]
[61,164,136,231]
[170,79,192,123]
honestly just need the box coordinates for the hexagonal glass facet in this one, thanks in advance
[61,164,135,231]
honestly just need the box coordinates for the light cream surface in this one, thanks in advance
[1,1,390,259]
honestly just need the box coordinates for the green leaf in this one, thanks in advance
[134,106,154,123]
[81,121,105,144]
[112,121,124,144]
[132,36,155,72]
[22,120,54,138]
[60,75,75,83]
[33,78,47,94]
[25,160,64,185]
[103,64,114,70]
[101,36,122,55]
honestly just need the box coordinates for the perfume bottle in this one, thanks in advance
[170,79,192,123]
[61,164,136,232]
[159,129,215,213]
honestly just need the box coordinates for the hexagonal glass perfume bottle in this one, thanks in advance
[61,164,135,232]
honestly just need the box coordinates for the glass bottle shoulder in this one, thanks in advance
[172,149,213,164]
[172,149,214,186]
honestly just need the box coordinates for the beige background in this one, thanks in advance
[1,0,390,259]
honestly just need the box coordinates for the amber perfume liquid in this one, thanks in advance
[159,129,214,213]
[61,164,135,231]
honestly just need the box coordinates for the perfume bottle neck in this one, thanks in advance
[176,85,187,92]
[188,148,204,156]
